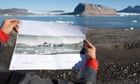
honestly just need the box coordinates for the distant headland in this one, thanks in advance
[64,3,117,16]
[0,3,140,16]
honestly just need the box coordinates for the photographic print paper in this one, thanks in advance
[9,20,86,70]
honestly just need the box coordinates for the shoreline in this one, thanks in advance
[87,28,140,47]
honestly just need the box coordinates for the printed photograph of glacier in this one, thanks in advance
[15,35,84,55]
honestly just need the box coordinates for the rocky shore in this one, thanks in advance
[0,28,140,83]
[88,29,140,83]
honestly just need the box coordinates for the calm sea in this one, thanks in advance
[0,15,140,29]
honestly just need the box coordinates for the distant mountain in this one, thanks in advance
[0,8,68,15]
[0,8,33,15]
[0,3,119,16]
[72,3,117,16]
[119,6,140,13]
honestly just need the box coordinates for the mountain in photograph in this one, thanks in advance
[72,3,117,16]
[119,5,140,13]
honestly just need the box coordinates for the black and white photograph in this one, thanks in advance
[15,35,84,55]
[9,20,86,70]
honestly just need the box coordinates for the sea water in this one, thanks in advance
[0,15,140,29]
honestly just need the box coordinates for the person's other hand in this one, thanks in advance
[84,39,96,59]
[1,18,19,34]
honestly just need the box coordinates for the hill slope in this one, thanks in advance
[73,3,117,16]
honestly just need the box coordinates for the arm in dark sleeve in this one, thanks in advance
[77,58,98,84]
[0,71,25,84]
[0,29,9,47]
[19,59,98,84]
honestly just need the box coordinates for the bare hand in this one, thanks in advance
[84,40,96,59]
[1,18,19,34]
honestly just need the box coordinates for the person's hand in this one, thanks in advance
[1,18,19,34]
[84,39,96,59]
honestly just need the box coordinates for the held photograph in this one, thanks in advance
[9,20,87,70]
[15,35,84,55]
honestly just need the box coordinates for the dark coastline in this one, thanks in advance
[0,28,140,83]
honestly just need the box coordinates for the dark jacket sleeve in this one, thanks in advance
[0,71,25,84]
[19,59,98,84]
[0,53,98,84]
[77,58,98,84]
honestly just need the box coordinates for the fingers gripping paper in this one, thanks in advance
[9,20,87,70]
